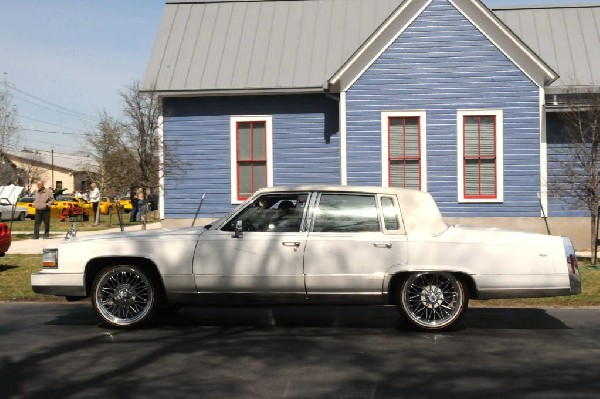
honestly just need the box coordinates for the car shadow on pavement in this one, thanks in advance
[43,303,570,331]
[462,307,570,330]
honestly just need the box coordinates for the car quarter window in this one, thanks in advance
[380,196,401,231]
[312,193,380,233]
[222,193,308,232]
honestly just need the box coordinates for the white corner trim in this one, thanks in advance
[539,87,548,216]
[158,112,165,220]
[457,109,504,203]
[381,111,428,191]
[340,91,348,185]
[229,115,273,204]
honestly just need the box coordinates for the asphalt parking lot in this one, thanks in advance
[1,303,599,399]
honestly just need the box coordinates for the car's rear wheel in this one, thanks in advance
[92,265,159,328]
[398,272,467,331]
[17,212,25,221]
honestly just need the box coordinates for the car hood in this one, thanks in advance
[0,185,24,205]
[57,226,208,245]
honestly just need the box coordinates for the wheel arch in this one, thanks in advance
[84,256,166,301]
[386,270,479,304]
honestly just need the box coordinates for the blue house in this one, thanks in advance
[142,0,600,247]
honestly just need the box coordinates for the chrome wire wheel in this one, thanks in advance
[399,272,467,331]
[92,265,156,328]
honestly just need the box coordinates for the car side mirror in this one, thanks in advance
[233,220,243,238]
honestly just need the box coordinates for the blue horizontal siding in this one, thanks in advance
[162,94,339,218]
[346,0,541,217]
[546,113,589,217]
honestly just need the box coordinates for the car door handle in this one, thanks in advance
[373,243,392,249]
[282,241,300,247]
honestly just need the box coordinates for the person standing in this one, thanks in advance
[129,185,138,222]
[89,182,100,223]
[33,180,54,239]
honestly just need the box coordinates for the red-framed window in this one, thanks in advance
[236,121,267,200]
[463,115,497,199]
[388,116,421,190]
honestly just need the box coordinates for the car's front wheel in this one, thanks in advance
[398,272,467,331]
[92,265,159,328]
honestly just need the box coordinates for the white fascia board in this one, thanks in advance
[329,0,432,92]
[449,0,558,88]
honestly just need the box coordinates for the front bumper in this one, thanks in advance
[31,272,87,297]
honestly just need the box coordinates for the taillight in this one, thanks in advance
[567,254,578,274]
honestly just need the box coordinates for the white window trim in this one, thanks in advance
[381,111,427,192]
[457,109,504,203]
[230,116,273,204]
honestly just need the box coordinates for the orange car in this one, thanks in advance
[0,223,11,256]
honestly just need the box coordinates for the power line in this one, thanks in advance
[21,128,88,137]
[19,115,88,133]
[9,82,100,122]
[5,143,87,159]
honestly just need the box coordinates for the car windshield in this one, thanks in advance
[56,195,75,201]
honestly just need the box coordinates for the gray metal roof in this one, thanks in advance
[142,0,600,94]
[493,4,600,91]
[142,0,401,93]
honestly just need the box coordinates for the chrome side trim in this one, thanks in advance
[477,287,572,300]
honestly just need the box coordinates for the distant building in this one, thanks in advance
[6,149,93,194]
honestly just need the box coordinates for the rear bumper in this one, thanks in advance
[570,273,582,295]
[31,272,86,297]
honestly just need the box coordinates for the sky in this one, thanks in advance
[0,0,593,158]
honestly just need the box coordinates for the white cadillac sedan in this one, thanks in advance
[31,186,581,331]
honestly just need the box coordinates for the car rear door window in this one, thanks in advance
[313,194,380,232]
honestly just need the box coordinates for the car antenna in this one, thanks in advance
[191,193,206,227]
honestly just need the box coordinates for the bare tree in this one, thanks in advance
[19,152,46,192]
[120,81,161,193]
[84,81,185,222]
[0,75,21,182]
[85,112,139,195]
[549,90,600,264]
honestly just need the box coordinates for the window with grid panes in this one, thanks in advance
[236,121,267,200]
[389,117,421,190]
[463,115,496,199]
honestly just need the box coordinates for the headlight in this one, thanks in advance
[42,248,58,269]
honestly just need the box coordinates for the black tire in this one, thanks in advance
[91,265,160,328]
[17,212,25,221]
[398,272,467,331]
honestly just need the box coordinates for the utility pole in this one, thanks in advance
[51,149,54,189]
